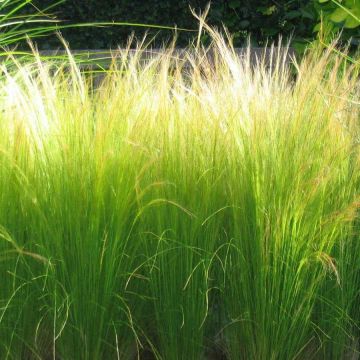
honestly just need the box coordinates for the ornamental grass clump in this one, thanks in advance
[0,24,359,359]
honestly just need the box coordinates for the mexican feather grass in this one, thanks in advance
[0,24,359,359]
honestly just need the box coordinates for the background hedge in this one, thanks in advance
[27,0,359,50]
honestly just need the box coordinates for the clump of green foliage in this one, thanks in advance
[314,0,360,48]
[23,0,317,48]
[0,21,359,360]
[316,0,360,31]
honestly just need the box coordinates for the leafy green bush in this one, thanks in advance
[26,0,319,48]
[13,0,360,52]
[314,0,360,45]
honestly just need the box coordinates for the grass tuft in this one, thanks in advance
[0,25,359,359]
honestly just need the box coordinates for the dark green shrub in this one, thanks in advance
[29,0,317,48]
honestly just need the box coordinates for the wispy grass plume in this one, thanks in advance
[0,24,359,359]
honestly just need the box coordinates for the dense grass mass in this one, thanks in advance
[0,27,359,359]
